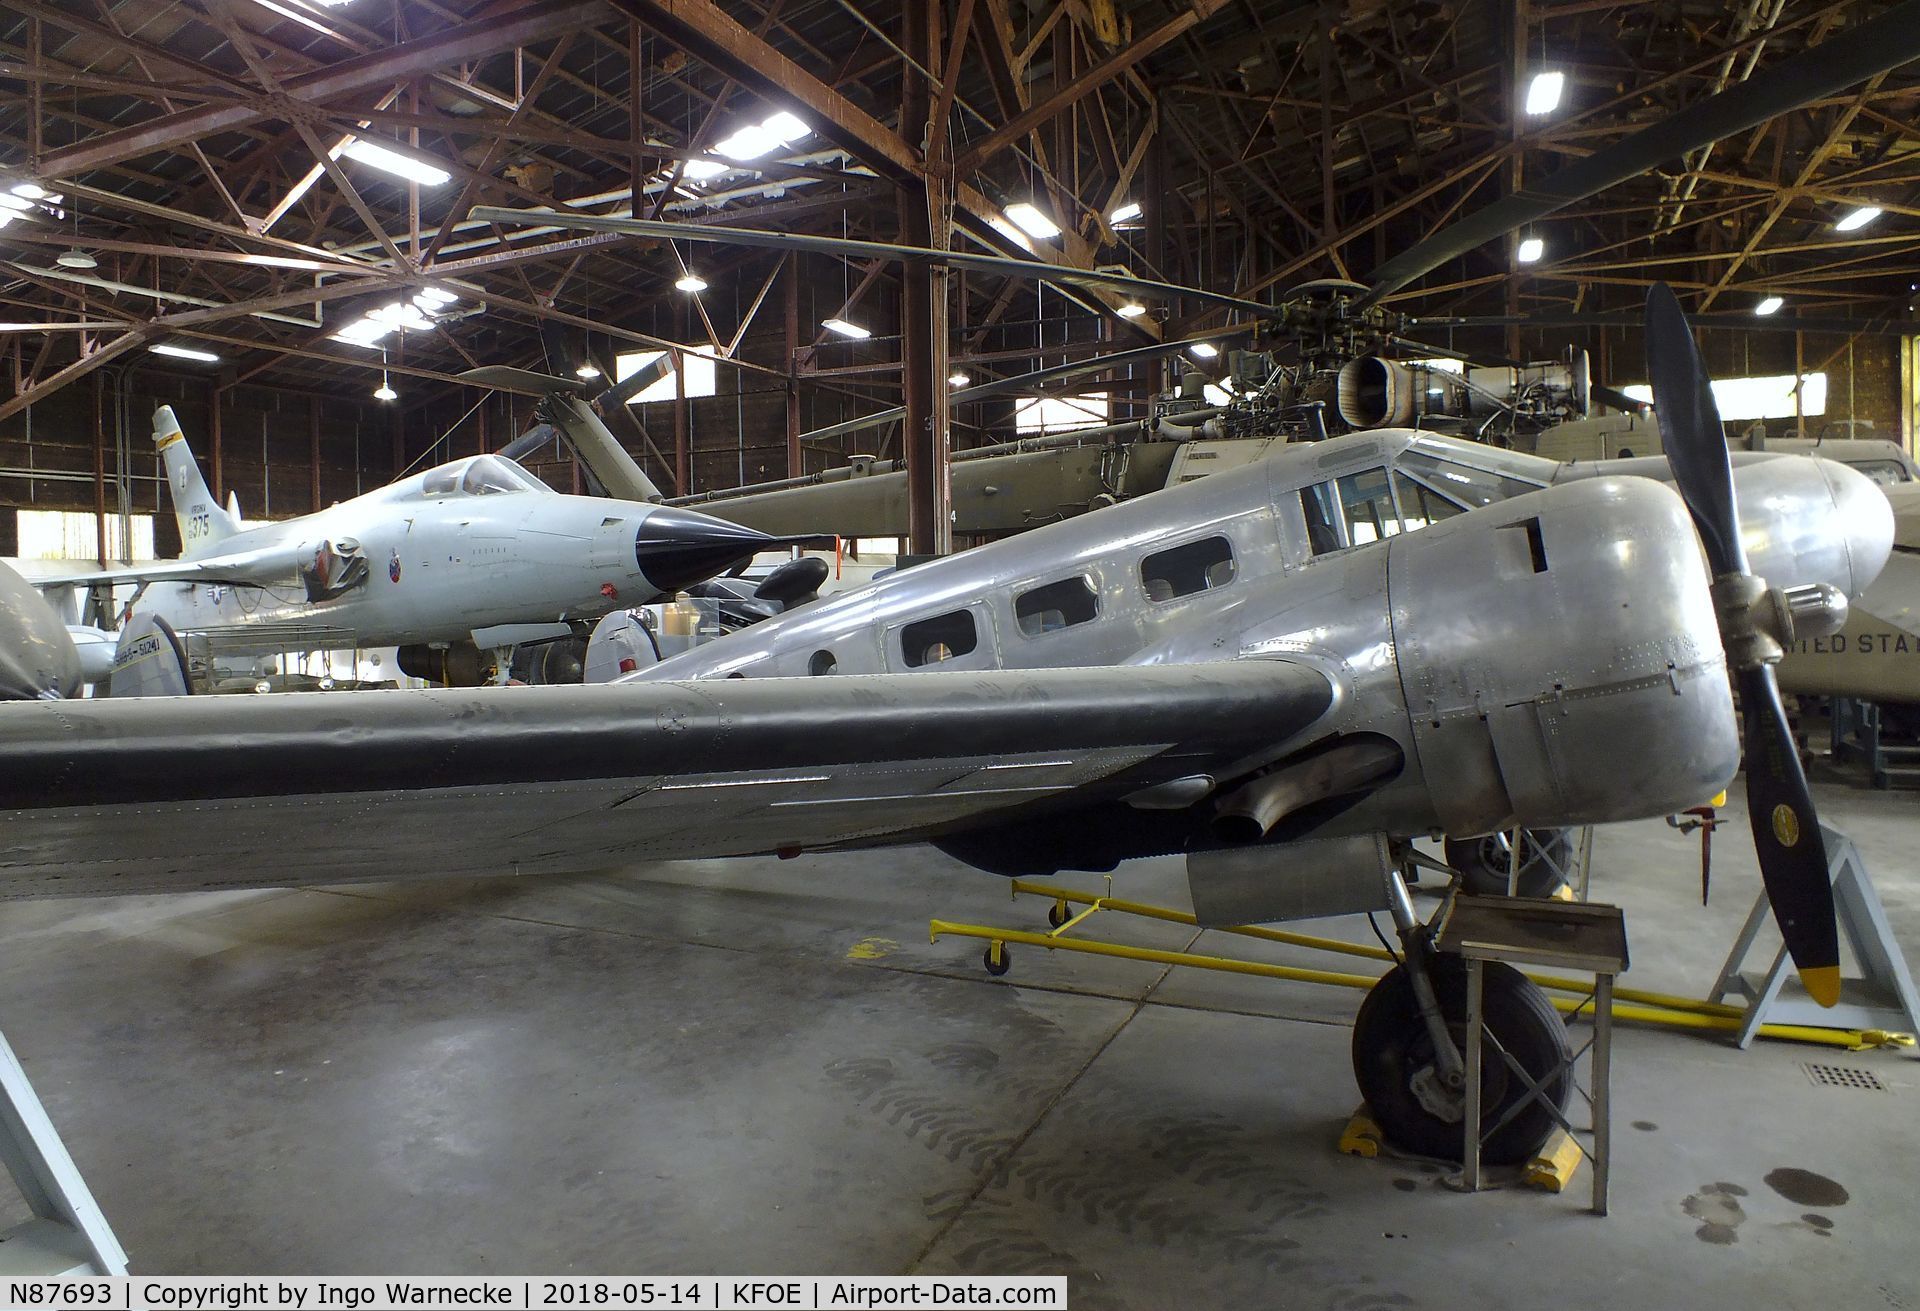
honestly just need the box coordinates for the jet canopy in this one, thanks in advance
[410,455,548,500]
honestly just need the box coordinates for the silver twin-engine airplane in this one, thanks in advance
[0,289,1892,1163]
[65,404,788,684]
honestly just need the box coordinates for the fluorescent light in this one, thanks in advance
[575,361,602,379]
[150,343,220,362]
[1004,202,1061,239]
[1117,302,1147,318]
[763,112,808,142]
[1517,236,1545,264]
[339,138,450,186]
[373,383,398,402]
[9,182,46,200]
[1525,71,1565,115]
[987,216,1033,251]
[1755,296,1784,316]
[675,273,708,293]
[1834,205,1882,232]
[821,317,870,340]
[1110,201,1142,224]
[1188,341,1219,359]
[948,372,971,387]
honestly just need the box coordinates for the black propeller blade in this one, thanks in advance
[1644,283,1840,1007]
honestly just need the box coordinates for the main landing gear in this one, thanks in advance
[1353,867,1569,1164]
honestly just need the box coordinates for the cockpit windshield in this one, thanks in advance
[418,455,543,498]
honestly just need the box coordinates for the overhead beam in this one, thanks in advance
[954,0,1226,173]
[30,0,606,181]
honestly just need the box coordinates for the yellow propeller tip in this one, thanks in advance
[1802,966,1842,1008]
[1710,791,1727,808]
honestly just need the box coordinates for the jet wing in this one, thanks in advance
[0,661,1334,898]
[49,544,303,590]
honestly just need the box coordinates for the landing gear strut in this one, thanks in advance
[1352,867,1570,1164]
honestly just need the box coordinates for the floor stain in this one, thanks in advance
[1391,1178,1418,1193]
[846,936,899,961]
[1802,1213,1835,1237]
[1682,1182,1748,1245]
[1631,1120,1658,1132]
[1766,1167,1850,1208]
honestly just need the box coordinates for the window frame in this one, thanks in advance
[1013,574,1101,638]
[1139,534,1237,602]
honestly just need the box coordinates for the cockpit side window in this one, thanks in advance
[421,468,460,496]
[1336,467,1401,544]
[1392,472,1467,530]
[1396,451,1543,508]
[1300,483,1342,555]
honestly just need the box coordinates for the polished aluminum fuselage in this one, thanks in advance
[632,430,1892,841]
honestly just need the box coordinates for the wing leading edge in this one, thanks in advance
[0,661,1335,897]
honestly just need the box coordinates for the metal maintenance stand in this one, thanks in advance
[0,1024,126,1275]
[1710,822,1920,1048]
[1436,896,1630,1215]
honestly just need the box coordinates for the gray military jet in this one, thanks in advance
[65,402,788,686]
[0,288,1889,1164]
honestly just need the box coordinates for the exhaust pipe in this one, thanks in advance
[1212,739,1403,843]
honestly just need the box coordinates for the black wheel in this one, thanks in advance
[1352,957,1569,1165]
[983,944,1010,976]
[1444,828,1571,898]
[1047,901,1072,929]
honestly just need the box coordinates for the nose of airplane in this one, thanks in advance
[632,505,779,597]
[1816,457,1895,598]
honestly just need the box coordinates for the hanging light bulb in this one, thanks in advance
[575,360,603,379]
[374,352,397,401]
[675,273,708,293]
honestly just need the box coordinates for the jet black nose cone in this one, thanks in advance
[633,506,778,596]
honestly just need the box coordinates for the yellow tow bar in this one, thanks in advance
[926,879,1913,1053]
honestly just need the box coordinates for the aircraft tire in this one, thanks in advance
[1352,958,1569,1165]
[1445,828,1571,898]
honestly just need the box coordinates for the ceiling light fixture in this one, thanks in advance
[1516,236,1545,264]
[1755,295,1784,316]
[338,137,451,187]
[1525,71,1565,115]
[1110,201,1143,224]
[675,273,708,293]
[1117,302,1147,318]
[821,317,871,340]
[1188,341,1219,359]
[1004,202,1061,240]
[1834,205,1882,232]
[987,216,1033,251]
[575,361,602,379]
[55,250,98,270]
[948,372,971,387]
[149,343,220,363]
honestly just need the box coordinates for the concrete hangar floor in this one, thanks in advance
[0,778,1914,1307]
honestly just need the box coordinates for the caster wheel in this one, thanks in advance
[983,944,1011,976]
[1352,958,1569,1165]
[1047,901,1072,929]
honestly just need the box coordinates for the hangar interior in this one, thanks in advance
[0,0,1919,1301]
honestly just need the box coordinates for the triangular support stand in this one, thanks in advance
[0,1026,126,1275]
[1709,822,1920,1050]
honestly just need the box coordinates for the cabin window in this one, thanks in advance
[1396,452,1543,508]
[900,610,978,667]
[808,650,838,675]
[1392,472,1466,531]
[1015,576,1099,636]
[1337,467,1402,544]
[1141,536,1234,601]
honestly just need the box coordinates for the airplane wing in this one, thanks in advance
[0,662,1334,898]
[47,544,305,590]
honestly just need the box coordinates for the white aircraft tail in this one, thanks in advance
[153,405,239,557]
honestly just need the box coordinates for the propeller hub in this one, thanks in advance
[1709,572,1789,671]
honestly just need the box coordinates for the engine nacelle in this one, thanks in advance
[1388,475,1738,835]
